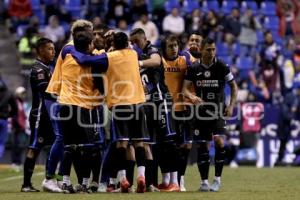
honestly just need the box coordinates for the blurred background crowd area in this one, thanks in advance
[1,0,300,104]
[1,0,300,168]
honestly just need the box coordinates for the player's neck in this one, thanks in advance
[202,58,213,66]
[37,56,49,65]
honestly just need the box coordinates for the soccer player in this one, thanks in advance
[129,28,164,192]
[21,38,62,192]
[161,34,192,192]
[47,20,104,193]
[182,37,238,192]
[182,32,203,62]
[130,28,179,192]
[88,23,109,192]
[69,32,149,193]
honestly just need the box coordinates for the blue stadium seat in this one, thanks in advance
[271,30,283,46]
[260,2,276,16]
[241,1,258,15]
[264,16,279,31]
[232,42,240,56]
[64,0,81,7]
[221,0,239,14]
[207,1,220,12]
[256,30,264,44]
[183,0,199,14]
[164,0,179,13]
[236,56,254,80]
[31,0,41,10]
[235,56,254,70]
[201,1,219,13]
[64,0,82,19]
[33,9,45,24]
[216,42,229,56]
[218,55,233,65]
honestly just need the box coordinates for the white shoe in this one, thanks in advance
[229,161,238,168]
[57,180,63,189]
[42,179,64,193]
[97,183,107,193]
[180,176,186,192]
[146,184,160,192]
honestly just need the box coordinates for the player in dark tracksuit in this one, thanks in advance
[21,38,63,192]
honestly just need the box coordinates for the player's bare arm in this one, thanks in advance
[182,80,203,105]
[224,79,238,117]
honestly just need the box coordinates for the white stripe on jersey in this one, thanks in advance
[34,99,43,129]
[225,72,234,82]
[156,83,163,100]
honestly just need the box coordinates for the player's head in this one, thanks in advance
[71,19,93,37]
[36,37,55,63]
[113,32,128,50]
[130,28,147,50]
[161,34,179,60]
[73,31,94,53]
[188,31,203,56]
[201,37,216,61]
[93,24,109,50]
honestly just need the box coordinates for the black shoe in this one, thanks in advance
[61,183,76,194]
[81,185,92,193]
[21,184,40,192]
[89,181,98,193]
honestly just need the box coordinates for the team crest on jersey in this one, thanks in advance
[38,137,44,143]
[194,129,200,136]
[204,71,211,78]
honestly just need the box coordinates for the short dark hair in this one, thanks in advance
[73,31,93,52]
[161,34,179,58]
[201,37,215,48]
[36,37,53,53]
[190,31,203,37]
[130,28,146,37]
[113,32,128,50]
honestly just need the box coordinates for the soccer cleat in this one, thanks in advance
[128,185,136,193]
[199,182,210,192]
[158,183,169,190]
[146,184,160,192]
[120,177,130,193]
[136,176,146,193]
[42,179,64,193]
[57,180,63,189]
[21,184,40,192]
[180,185,187,192]
[160,183,180,192]
[106,184,116,192]
[61,183,76,194]
[210,180,221,192]
[80,185,92,193]
[111,188,121,193]
[97,183,107,193]
[74,184,83,193]
[89,181,99,193]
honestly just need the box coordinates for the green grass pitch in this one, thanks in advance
[0,165,299,200]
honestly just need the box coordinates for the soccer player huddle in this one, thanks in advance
[21,19,237,194]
